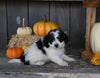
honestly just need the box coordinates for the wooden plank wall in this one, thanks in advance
[0,0,87,49]
[70,2,86,48]
[50,2,70,33]
[29,1,49,27]
[96,8,100,22]
[0,0,7,49]
[7,0,28,40]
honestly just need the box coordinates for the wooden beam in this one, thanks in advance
[83,0,100,8]
[85,8,96,50]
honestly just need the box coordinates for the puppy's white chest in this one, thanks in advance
[44,47,65,56]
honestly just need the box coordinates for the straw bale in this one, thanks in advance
[8,34,40,48]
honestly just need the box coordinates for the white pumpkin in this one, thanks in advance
[17,18,32,36]
[17,27,32,36]
[90,23,100,54]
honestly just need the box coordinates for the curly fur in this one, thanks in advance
[9,29,75,66]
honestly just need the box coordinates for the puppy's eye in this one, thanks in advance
[57,36,60,39]
[51,37,54,39]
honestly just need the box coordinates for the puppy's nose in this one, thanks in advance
[55,44,58,48]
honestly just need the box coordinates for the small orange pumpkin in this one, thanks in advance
[6,45,24,59]
[33,16,59,37]
[22,45,29,52]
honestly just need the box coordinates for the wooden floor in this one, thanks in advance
[1,49,100,74]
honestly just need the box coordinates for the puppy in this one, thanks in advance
[9,29,75,66]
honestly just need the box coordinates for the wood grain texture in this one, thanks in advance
[0,0,7,49]
[70,2,86,48]
[85,8,96,50]
[83,0,100,8]
[50,2,70,48]
[50,2,69,33]
[29,1,49,28]
[0,1,89,49]
[7,0,28,40]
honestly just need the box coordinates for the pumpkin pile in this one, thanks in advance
[7,17,59,59]
[8,18,40,48]
[7,18,40,59]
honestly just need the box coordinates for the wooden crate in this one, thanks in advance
[82,0,100,60]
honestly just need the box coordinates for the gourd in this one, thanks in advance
[17,18,32,36]
[33,16,59,37]
[90,23,100,54]
[81,50,94,60]
[6,45,24,59]
[22,45,29,52]
[91,52,100,66]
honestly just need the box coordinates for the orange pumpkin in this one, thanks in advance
[6,46,24,59]
[33,16,59,37]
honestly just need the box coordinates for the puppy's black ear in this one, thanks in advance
[60,30,68,44]
[43,32,51,48]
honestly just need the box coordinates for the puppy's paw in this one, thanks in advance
[35,61,45,66]
[59,61,68,66]
[69,58,75,62]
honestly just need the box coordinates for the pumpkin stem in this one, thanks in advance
[23,18,25,27]
[44,15,47,22]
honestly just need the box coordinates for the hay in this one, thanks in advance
[8,34,40,48]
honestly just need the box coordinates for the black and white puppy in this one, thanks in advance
[9,29,75,66]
